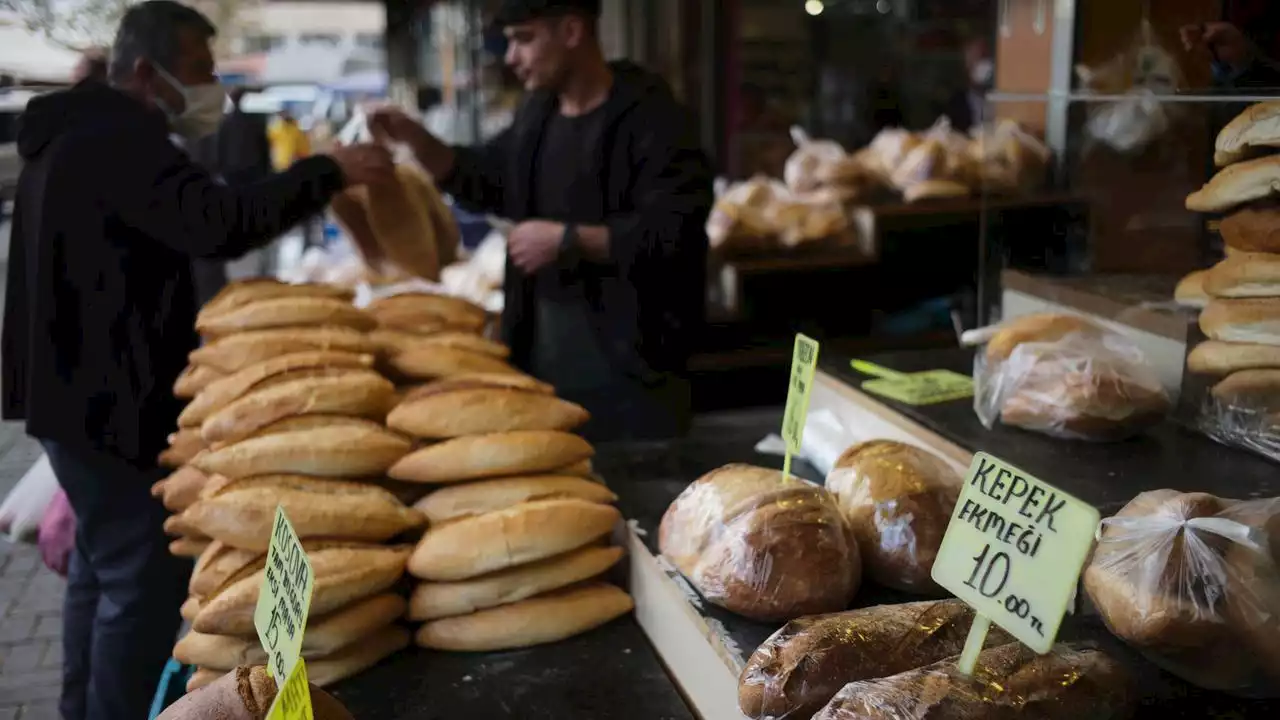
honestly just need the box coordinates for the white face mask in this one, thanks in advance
[970,58,994,89]
[153,63,227,140]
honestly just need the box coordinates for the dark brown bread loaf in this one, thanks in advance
[156,665,353,720]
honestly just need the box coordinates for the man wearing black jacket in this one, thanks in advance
[371,0,713,442]
[0,3,392,718]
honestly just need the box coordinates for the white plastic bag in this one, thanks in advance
[783,127,847,195]
[0,454,58,543]
[1079,20,1182,153]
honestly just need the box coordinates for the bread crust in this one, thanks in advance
[413,475,617,525]
[1215,101,1280,167]
[1187,340,1280,375]
[197,297,375,336]
[387,387,589,439]
[366,292,487,332]
[1175,269,1210,308]
[1204,252,1280,298]
[174,363,226,399]
[179,351,375,428]
[190,327,380,374]
[1200,298,1280,344]
[387,345,518,380]
[198,279,354,324]
[389,430,593,484]
[191,425,412,479]
[200,370,396,444]
[1219,206,1280,254]
[1187,155,1280,213]
[984,313,1100,363]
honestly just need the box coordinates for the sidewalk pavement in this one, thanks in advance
[0,426,62,719]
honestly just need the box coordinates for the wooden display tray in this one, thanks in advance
[615,350,1280,720]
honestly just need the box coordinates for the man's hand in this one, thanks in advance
[1181,22,1254,70]
[367,107,429,147]
[327,143,395,187]
[508,220,566,273]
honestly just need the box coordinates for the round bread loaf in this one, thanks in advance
[827,440,960,594]
[659,464,860,622]
[157,665,353,720]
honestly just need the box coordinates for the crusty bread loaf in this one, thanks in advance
[185,624,407,689]
[1219,206,1280,254]
[192,543,411,635]
[164,512,202,538]
[175,594,406,667]
[181,596,201,622]
[1187,155,1280,213]
[390,430,594,484]
[1214,101,1280,167]
[190,541,260,598]
[152,466,210,512]
[174,364,225,399]
[179,351,375,428]
[329,187,386,269]
[1200,298,1280,345]
[196,297,375,337]
[811,643,1133,720]
[659,464,860,622]
[192,425,412,479]
[159,429,206,469]
[399,373,554,403]
[1211,369,1280,412]
[190,327,380,374]
[1190,340,1280,376]
[1204,252,1280,298]
[1175,269,1210,308]
[388,345,518,380]
[902,179,970,203]
[415,582,633,651]
[387,386,589,439]
[999,361,1171,441]
[827,440,960,594]
[739,599,1015,720]
[984,313,1101,363]
[1222,505,1280,686]
[198,279,355,323]
[363,165,443,281]
[200,370,396,444]
[159,665,354,720]
[367,292,487,333]
[410,545,623,621]
[170,537,211,558]
[409,498,619,581]
[413,475,617,525]
[185,475,426,552]
[399,164,460,269]
[370,329,508,358]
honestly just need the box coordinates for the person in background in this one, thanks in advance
[371,0,713,442]
[1180,20,1280,89]
[0,3,393,718]
[946,36,993,132]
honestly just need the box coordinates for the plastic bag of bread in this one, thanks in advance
[156,665,353,720]
[1078,20,1181,154]
[825,440,960,594]
[739,599,1015,720]
[1084,489,1280,695]
[889,118,974,192]
[863,127,920,178]
[1197,367,1280,465]
[812,642,1134,719]
[783,127,847,195]
[967,119,1051,194]
[973,313,1171,441]
[658,464,860,621]
[764,188,849,248]
[706,177,784,251]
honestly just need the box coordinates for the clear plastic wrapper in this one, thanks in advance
[973,314,1171,441]
[812,642,1134,720]
[738,599,1014,720]
[967,119,1052,194]
[1078,19,1182,154]
[1084,490,1280,696]
[784,127,848,195]
[657,464,860,622]
[888,117,974,192]
[825,441,960,594]
[1198,373,1280,466]
[706,177,849,252]
[0,454,57,543]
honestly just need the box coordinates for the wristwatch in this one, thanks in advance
[560,223,579,257]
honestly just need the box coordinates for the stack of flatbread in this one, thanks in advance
[154,277,424,691]
[384,374,634,652]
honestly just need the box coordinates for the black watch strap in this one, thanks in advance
[560,223,579,256]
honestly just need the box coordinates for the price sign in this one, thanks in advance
[851,360,974,406]
[265,658,313,720]
[931,453,1099,669]
[255,507,315,685]
[780,334,821,478]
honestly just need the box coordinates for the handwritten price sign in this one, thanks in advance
[780,334,820,478]
[931,453,1098,666]
[254,507,315,686]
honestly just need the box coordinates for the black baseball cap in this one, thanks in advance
[495,0,601,26]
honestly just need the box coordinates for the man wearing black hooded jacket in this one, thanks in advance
[0,3,392,717]
[371,0,713,443]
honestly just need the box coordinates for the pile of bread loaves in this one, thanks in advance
[1180,101,1280,450]
[157,666,354,720]
[153,278,633,695]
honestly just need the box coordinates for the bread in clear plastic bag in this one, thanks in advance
[1078,20,1182,154]
[889,118,974,192]
[825,441,960,594]
[1083,489,1280,695]
[864,128,921,178]
[973,314,1171,441]
[1196,371,1280,465]
[967,119,1052,194]
[738,599,1015,720]
[784,126,848,195]
[706,176,781,250]
[657,463,861,622]
[811,642,1134,720]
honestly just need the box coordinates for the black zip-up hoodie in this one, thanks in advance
[1,81,345,466]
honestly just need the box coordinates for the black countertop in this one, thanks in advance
[327,618,692,720]
[603,354,1280,719]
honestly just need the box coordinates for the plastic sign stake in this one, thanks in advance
[255,506,315,686]
[851,359,974,406]
[931,452,1099,675]
[780,334,821,478]
[266,658,313,720]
